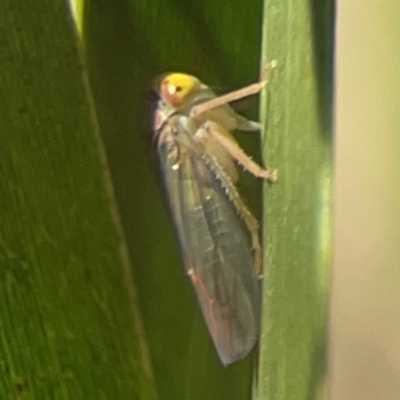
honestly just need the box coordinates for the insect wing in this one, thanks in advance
[157,116,261,365]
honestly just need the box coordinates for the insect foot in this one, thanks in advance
[260,60,278,82]
[261,168,278,183]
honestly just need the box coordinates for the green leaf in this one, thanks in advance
[257,0,334,399]
[0,1,155,398]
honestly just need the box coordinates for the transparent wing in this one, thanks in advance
[157,121,261,365]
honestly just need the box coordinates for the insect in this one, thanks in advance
[153,63,277,365]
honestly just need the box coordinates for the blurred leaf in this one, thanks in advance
[0,0,155,398]
[69,0,85,35]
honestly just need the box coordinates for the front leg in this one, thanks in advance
[190,61,277,120]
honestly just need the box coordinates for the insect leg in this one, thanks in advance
[190,61,277,119]
[200,151,264,276]
[200,122,277,182]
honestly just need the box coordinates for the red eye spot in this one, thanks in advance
[169,96,182,107]
[160,80,182,108]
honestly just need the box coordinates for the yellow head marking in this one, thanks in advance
[160,73,201,108]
